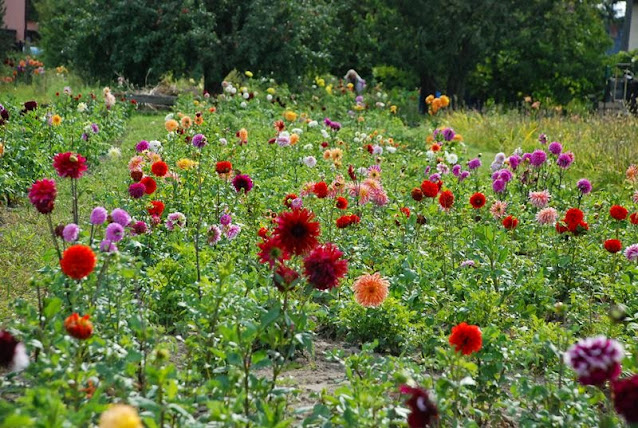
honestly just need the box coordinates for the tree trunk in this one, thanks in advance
[418,74,437,114]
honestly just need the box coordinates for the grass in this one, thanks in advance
[0,113,163,322]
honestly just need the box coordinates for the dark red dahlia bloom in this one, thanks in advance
[470,192,486,209]
[335,197,348,210]
[257,236,290,269]
[555,222,569,234]
[610,205,628,221]
[303,243,348,290]
[613,375,638,424]
[502,215,518,230]
[273,208,320,256]
[411,187,424,202]
[140,176,157,194]
[564,208,584,230]
[630,212,638,225]
[348,164,356,181]
[232,174,253,193]
[130,170,143,182]
[53,152,87,179]
[449,322,482,355]
[0,330,18,368]
[151,161,168,177]
[274,264,299,292]
[313,182,329,199]
[401,207,411,218]
[148,200,165,217]
[22,100,38,114]
[420,180,438,198]
[336,215,352,229]
[28,178,57,214]
[399,385,439,428]
[438,190,454,209]
[128,182,146,198]
[604,239,622,253]
[257,227,270,239]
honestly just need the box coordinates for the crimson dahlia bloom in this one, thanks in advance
[613,375,638,424]
[313,182,328,199]
[604,239,622,253]
[53,152,87,179]
[232,174,253,193]
[399,385,439,427]
[420,180,438,198]
[257,236,290,268]
[411,187,424,202]
[502,215,518,230]
[151,161,168,177]
[303,243,348,290]
[216,161,232,174]
[335,197,348,210]
[128,182,146,198]
[469,192,486,209]
[140,176,157,194]
[449,322,482,355]
[28,178,57,214]
[273,208,320,256]
[273,264,299,292]
[438,190,454,209]
[610,205,628,221]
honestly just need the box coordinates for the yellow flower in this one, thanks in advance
[440,95,450,107]
[426,135,434,143]
[315,77,325,87]
[283,111,297,122]
[330,148,343,161]
[245,70,253,78]
[266,87,276,95]
[290,133,299,145]
[180,116,192,129]
[193,100,200,106]
[453,134,463,142]
[51,114,62,126]
[177,158,197,170]
[354,104,365,111]
[237,128,248,142]
[390,105,397,114]
[425,95,434,104]
[165,119,179,132]
[325,84,333,95]
[99,404,143,428]
[346,83,354,90]
[149,153,162,163]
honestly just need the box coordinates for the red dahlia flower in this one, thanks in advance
[420,180,438,198]
[313,182,329,199]
[630,212,638,225]
[335,197,348,210]
[283,193,298,208]
[613,375,638,424]
[257,236,290,269]
[410,187,424,202]
[273,208,320,256]
[64,313,93,340]
[148,200,165,217]
[151,161,168,177]
[273,264,299,292]
[438,190,454,209]
[303,243,348,290]
[28,178,57,214]
[604,239,622,253]
[449,322,482,355]
[469,192,486,209]
[60,245,97,280]
[53,152,87,179]
[399,385,439,427]
[610,205,628,221]
[216,161,232,174]
[140,176,157,194]
[502,215,518,230]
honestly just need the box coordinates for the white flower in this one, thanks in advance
[386,146,397,153]
[108,147,121,159]
[303,156,317,168]
[308,120,318,128]
[240,101,247,108]
[303,143,313,150]
[266,94,273,102]
[376,102,385,108]
[12,343,29,372]
[514,147,523,156]
[230,87,237,95]
[358,167,368,176]
[495,152,506,163]
[353,137,361,143]
[321,129,330,139]
[148,140,162,153]
[292,128,303,135]
[219,138,228,145]
[224,85,234,93]
[426,150,436,161]
[105,93,116,108]
[77,102,88,113]
[445,152,458,164]
[372,145,383,155]
[243,92,250,99]
[164,113,174,121]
